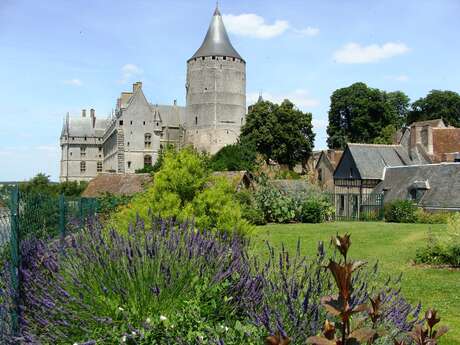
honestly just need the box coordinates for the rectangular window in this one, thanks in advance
[80,161,86,173]
[119,120,123,126]
[145,133,152,149]
[128,161,131,169]
[97,161,103,172]
[80,146,86,157]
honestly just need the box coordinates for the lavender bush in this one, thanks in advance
[0,216,422,344]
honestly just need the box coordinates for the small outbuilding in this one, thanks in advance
[376,163,460,211]
[82,173,152,197]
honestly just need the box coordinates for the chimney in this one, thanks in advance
[133,82,142,92]
[82,109,86,117]
[90,108,96,128]
[173,99,177,106]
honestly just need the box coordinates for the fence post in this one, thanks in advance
[59,194,66,251]
[9,185,20,336]
[79,198,83,228]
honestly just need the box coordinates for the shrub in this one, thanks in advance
[209,140,257,172]
[254,179,333,224]
[96,193,132,216]
[415,213,460,266]
[272,169,301,180]
[415,209,449,224]
[111,147,251,236]
[235,190,266,225]
[384,200,418,223]
[298,197,334,223]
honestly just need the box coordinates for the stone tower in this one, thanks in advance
[185,5,246,154]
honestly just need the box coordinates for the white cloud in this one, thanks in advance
[247,89,319,110]
[385,74,409,82]
[334,42,410,64]
[293,26,320,37]
[119,64,143,83]
[223,13,318,39]
[64,79,82,86]
[223,13,289,39]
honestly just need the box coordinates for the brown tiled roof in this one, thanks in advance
[328,150,343,168]
[432,128,460,162]
[82,173,152,197]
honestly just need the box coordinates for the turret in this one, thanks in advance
[185,4,246,154]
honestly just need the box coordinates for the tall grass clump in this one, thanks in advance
[15,218,263,344]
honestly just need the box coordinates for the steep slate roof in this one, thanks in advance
[339,144,413,180]
[62,116,108,137]
[190,6,243,61]
[82,173,152,197]
[376,163,460,209]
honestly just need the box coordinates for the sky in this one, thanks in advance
[0,0,459,181]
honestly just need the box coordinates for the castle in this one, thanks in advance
[60,5,246,182]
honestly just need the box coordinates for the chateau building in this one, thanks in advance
[60,5,246,182]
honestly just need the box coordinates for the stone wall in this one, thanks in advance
[185,56,246,154]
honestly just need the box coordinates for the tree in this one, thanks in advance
[385,91,410,128]
[209,140,257,172]
[373,124,397,144]
[241,99,315,169]
[326,83,411,149]
[408,90,460,127]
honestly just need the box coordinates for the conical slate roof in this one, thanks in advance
[190,6,243,61]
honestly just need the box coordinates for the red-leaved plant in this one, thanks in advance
[307,233,380,345]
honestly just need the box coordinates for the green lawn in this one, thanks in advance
[251,222,460,345]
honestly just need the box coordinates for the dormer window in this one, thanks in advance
[408,180,430,203]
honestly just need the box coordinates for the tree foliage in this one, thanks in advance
[209,140,257,172]
[327,83,410,149]
[408,90,460,127]
[241,99,315,169]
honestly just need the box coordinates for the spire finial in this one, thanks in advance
[214,1,221,16]
[258,91,264,103]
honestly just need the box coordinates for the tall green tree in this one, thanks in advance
[385,91,411,128]
[241,99,315,169]
[326,82,410,149]
[408,90,460,127]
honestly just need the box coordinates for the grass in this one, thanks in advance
[251,221,460,345]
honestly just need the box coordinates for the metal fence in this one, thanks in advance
[0,186,98,343]
[327,192,384,221]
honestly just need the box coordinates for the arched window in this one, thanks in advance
[195,116,198,125]
[145,133,152,148]
[144,155,152,167]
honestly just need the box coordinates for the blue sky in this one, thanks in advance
[1,0,459,181]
